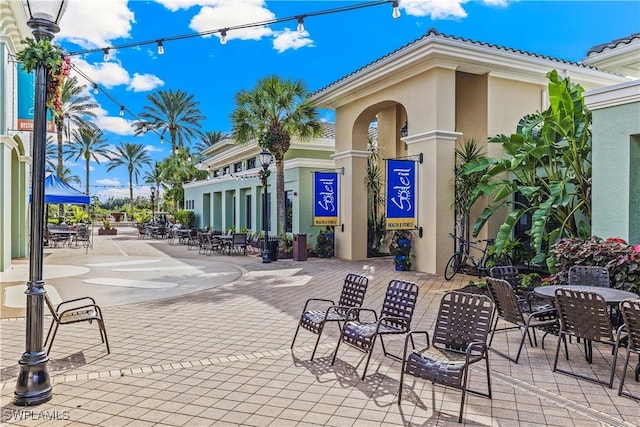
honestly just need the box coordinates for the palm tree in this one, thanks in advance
[53,76,98,177]
[65,127,110,197]
[106,143,152,218]
[133,89,205,155]
[194,130,225,153]
[159,147,206,210]
[143,161,165,210]
[231,75,321,237]
[46,136,57,172]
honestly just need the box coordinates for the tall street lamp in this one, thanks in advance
[15,0,67,406]
[259,149,273,263]
[150,186,156,223]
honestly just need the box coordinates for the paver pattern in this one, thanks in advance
[1,228,638,426]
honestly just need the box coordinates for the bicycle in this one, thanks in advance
[444,233,513,281]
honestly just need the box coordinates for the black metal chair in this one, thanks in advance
[291,273,369,360]
[332,279,419,379]
[552,288,623,387]
[486,278,560,363]
[568,265,610,287]
[398,291,494,423]
[44,294,109,355]
[618,298,640,400]
[490,265,521,287]
[230,233,248,255]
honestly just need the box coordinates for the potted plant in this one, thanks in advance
[390,230,413,271]
[98,219,117,235]
[316,230,334,258]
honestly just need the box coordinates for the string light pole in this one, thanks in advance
[15,0,67,406]
[259,149,273,263]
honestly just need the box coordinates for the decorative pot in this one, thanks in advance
[98,228,117,236]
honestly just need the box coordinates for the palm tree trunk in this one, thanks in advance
[129,171,134,222]
[56,123,64,217]
[276,156,285,237]
[85,157,90,212]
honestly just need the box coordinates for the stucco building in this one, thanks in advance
[308,29,632,274]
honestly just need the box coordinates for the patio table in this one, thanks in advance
[533,285,638,305]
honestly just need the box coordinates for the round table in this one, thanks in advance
[533,285,638,304]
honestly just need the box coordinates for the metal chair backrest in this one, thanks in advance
[568,265,610,288]
[334,273,369,317]
[620,299,640,352]
[432,291,494,352]
[379,279,419,330]
[487,278,525,325]
[232,233,247,245]
[554,288,614,342]
[490,266,520,286]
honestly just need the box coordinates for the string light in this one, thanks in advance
[220,29,227,45]
[160,135,164,144]
[157,40,164,55]
[93,83,98,95]
[102,48,110,61]
[297,16,305,33]
[392,1,401,19]
[119,106,125,116]
[66,1,393,57]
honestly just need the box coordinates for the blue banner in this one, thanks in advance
[17,63,54,132]
[385,159,416,229]
[313,172,339,226]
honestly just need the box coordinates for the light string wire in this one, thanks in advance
[65,0,393,57]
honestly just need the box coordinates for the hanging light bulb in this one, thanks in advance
[160,134,164,144]
[157,40,164,55]
[297,16,305,33]
[187,155,192,162]
[220,29,227,45]
[119,106,125,116]
[392,1,401,19]
[103,48,110,61]
[93,83,98,95]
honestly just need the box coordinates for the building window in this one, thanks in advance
[223,166,230,175]
[247,158,256,169]
[285,190,293,233]
[234,162,242,173]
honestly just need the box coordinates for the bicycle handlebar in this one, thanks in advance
[448,233,495,246]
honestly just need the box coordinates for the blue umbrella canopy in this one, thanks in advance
[32,174,91,205]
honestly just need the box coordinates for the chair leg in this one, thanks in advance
[310,324,325,361]
[291,321,302,349]
[361,336,378,379]
[46,323,60,355]
[98,319,110,354]
[44,320,55,348]
[618,349,640,400]
[331,334,342,366]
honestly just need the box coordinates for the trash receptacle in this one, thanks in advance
[293,234,307,261]
[269,237,278,261]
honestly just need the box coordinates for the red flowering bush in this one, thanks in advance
[549,236,640,293]
[47,55,71,112]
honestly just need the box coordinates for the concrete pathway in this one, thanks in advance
[0,227,638,426]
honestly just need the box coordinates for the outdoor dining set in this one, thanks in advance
[45,223,92,248]
[291,266,640,423]
[161,226,255,257]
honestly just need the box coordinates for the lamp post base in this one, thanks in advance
[262,249,271,263]
[14,352,52,406]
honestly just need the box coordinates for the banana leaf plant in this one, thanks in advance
[464,70,592,266]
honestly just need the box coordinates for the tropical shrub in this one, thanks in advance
[174,210,195,228]
[465,70,592,265]
[549,236,640,294]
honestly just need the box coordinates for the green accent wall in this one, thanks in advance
[592,101,640,244]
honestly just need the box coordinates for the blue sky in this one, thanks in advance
[49,0,639,201]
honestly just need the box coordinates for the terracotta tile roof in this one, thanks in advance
[312,28,599,96]
[587,33,640,56]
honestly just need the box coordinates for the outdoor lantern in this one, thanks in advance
[400,121,408,138]
[15,0,67,407]
[259,149,273,263]
[259,148,273,170]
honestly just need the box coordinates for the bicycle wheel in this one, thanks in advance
[444,253,461,281]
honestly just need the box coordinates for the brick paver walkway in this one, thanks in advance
[1,228,638,426]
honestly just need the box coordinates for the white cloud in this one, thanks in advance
[71,58,131,89]
[93,114,136,136]
[58,0,135,49]
[128,73,165,92]
[145,144,163,153]
[400,0,510,20]
[273,29,314,53]
[96,178,121,186]
[189,1,274,42]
